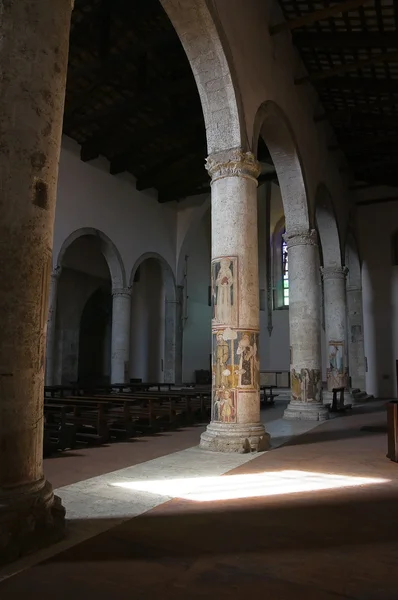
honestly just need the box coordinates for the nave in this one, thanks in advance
[1,398,397,599]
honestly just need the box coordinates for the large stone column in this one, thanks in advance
[111,288,132,384]
[284,229,328,421]
[0,0,72,563]
[200,149,270,453]
[321,266,349,400]
[45,267,62,386]
[346,284,366,391]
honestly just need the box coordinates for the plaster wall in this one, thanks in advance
[53,136,177,279]
[358,202,398,398]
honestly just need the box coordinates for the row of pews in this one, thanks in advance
[43,382,212,456]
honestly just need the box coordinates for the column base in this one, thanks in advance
[283,401,329,421]
[200,421,270,453]
[0,479,66,566]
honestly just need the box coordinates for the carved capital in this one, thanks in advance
[283,228,318,249]
[320,266,348,281]
[112,287,132,299]
[206,149,260,183]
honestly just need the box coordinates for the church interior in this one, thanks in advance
[1,0,398,597]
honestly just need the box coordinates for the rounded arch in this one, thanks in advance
[177,196,211,283]
[160,0,245,153]
[130,252,178,383]
[252,101,310,231]
[130,252,176,301]
[56,227,126,289]
[345,229,362,289]
[315,183,343,268]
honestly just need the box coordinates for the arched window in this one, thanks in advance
[281,230,289,306]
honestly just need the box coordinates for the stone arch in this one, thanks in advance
[130,252,178,383]
[56,227,126,289]
[160,0,245,153]
[315,183,343,268]
[345,230,361,289]
[252,101,310,231]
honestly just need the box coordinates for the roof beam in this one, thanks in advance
[316,76,398,93]
[294,31,398,49]
[270,0,370,35]
[296,50,398,84]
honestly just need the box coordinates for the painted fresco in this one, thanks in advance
[212,257,238,328]
[211,328,259,422]
[327,341,346,390]
[291,368,322,403]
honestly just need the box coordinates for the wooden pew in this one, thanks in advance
[43,403,78,455]
[260,385,279,406]
[44,397,110,443]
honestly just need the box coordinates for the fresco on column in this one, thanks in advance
[327,341,346,389]
[211,328,260,422]
[291,368,322,403]
[211,256,238,328]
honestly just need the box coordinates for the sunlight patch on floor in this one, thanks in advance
[111,470,388,502]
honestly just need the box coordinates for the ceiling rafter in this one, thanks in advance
[270,0,370,35]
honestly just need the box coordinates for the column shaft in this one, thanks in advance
[347,286,366,390]
[111,288,132,384]
[0,0,72,563]
[45,268,62,386]
[200,149,270,452]
[284,229,328,421]
[322,267,348,395]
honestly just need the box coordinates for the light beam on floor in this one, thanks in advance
[111,470,388,502]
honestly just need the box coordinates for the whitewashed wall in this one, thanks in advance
[53,136,177,277]
[358,202,398,398]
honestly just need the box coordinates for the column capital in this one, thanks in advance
[112,286,132,299]
[283,228,318,249]
[320,265,348,280]
[205,148,260,183]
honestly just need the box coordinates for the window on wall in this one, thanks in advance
[282,230,289,306]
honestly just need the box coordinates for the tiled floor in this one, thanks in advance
[1,399,398,598]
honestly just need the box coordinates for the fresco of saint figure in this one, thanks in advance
[212,257,237,327]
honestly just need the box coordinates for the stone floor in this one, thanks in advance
[1,399,398,599]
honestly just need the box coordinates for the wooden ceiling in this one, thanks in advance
[275,0,398,191]
[64,0,398,203]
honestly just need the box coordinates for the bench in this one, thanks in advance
[260,385,279,406]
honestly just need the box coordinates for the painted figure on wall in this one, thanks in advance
[236,331,259,388]
[212,257,238,327]
[291,368,322,402]
[214,332,230,388]
[212,388,237,423]
[327,341,346,390]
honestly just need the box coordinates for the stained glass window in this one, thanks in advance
[282,231,289,306]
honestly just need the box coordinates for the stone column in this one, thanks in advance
[321,266,349,401]
[199,149,270,453]
[284,229,328,421]
[45,266,62,386]
[346,284,366,391]
[0,0,72,563]
[111,288,132,384]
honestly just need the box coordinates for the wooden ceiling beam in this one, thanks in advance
[108,116,205,175]
[270,0,370,35]
[293,31,398,48]
[296,50,398,84]
[316,76,398,93]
